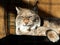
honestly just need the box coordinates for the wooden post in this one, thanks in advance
[9,12,16,35]
[0,6,6,39]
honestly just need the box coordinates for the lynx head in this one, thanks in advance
[16,7,40,27]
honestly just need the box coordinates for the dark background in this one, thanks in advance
[0,35,60,45]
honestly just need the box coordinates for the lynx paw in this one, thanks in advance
[46,30,59,42]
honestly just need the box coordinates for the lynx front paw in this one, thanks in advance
[46,30,59,42]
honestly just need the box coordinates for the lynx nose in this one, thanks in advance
[23,18,29,24]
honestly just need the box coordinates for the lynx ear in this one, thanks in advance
[16,7,22,14]
[16,7,20,14]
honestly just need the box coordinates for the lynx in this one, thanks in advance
[16,7,60,43]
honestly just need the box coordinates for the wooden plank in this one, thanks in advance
[9,13,16,34]
[51,5,60,18]
[0,6,6,39]
[52,0,60,3]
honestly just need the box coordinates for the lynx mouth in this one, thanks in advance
[23,25,32,26]
[23,23,34,26]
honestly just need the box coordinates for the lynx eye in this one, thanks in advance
[20,16,24,18]
[28,16,32,18]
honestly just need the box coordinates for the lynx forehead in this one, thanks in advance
[18,8,37,17]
